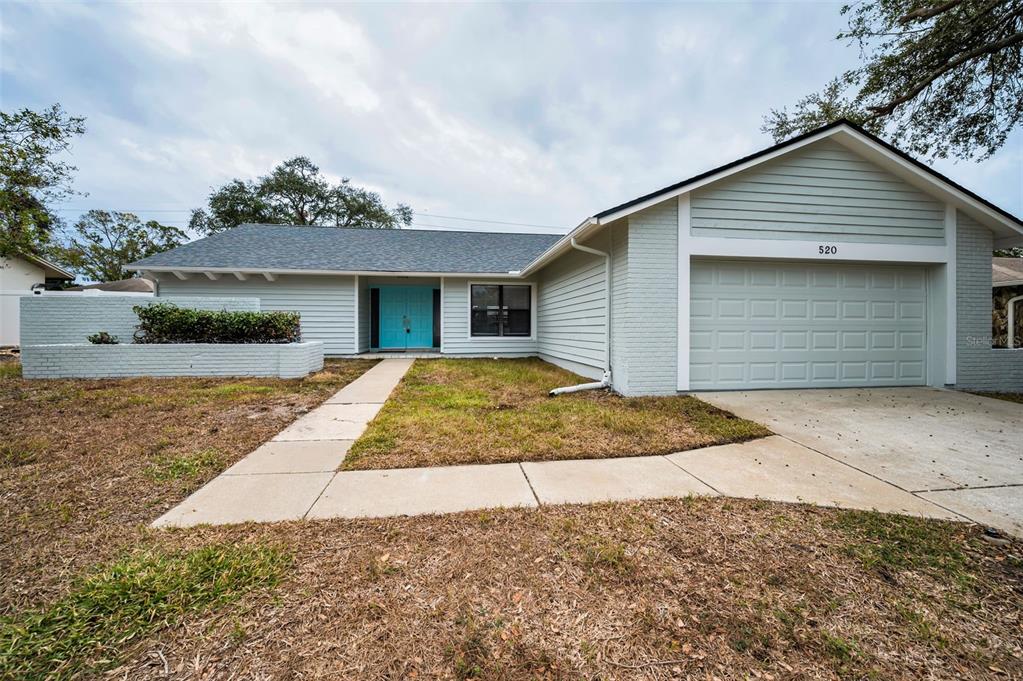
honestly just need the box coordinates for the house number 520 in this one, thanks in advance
[818,245,838,255]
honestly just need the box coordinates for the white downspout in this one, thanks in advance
[550,234,613,396]
[1007,294,1023,349]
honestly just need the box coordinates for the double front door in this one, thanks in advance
[375,286,436,350]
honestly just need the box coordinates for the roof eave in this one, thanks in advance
[134,265,529,279]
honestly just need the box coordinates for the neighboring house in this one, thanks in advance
[131,120,1023,394]
[67,278,156,293]
[993,257,1023,348]
[0,254,75,347]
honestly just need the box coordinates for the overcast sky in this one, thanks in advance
[3,1,1021,236]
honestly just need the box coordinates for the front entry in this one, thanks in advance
[372,286,438,350]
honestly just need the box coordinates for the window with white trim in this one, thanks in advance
[470,284,531,337]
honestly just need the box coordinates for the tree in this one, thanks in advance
[0,104,86,256]
[50,210,186,282]
[763,0,1023,160]
[189,156,412,234]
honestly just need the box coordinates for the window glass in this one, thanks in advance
[469,284,531,337]
[505,309,531,336]
[470,285,500,336]
[471,284,500,309]
[503,285,530,310]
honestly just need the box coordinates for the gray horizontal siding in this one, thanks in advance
[537,247,606,372]
[441,278,537,356]
[692,139,945,244]
[157,275,356,355]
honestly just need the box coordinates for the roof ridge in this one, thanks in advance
[237,223,564,238]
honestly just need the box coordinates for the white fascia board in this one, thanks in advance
[994,279,1023,288]
[139,266,524,279]
[688,236,949,264]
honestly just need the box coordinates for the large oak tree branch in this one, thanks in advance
[866,29,1023,118]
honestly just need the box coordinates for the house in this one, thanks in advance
[0,253,75,346]
[131,120,1023,394]
[993,257,1023,289]
[993,257,1023,348]
[67,277,156,293]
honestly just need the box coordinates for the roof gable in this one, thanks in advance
[590,120,1023,245]
[689,138,946,244]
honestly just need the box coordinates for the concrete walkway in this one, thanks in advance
[155,387,963,529]
[153,358,414,528]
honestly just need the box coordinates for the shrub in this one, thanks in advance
[86,331,119,345]
[132,303,300,344]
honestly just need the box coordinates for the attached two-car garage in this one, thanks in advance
[689,259,928,390]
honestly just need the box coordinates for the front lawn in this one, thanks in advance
[344,358,770,470]
[69,501,1023,680]
[0,359,376,612]
[2,361,1021,680]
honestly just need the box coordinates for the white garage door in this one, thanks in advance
[690,260,927,390]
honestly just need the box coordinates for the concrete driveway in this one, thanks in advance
[698,388,1023,536]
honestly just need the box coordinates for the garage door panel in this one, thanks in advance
[690,260,926,390]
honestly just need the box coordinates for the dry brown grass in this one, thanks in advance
[0,359,376,612]
[1,361,1021,679]
[345,358,771,470]
[106,499,1023,680]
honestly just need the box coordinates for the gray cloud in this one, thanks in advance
[3,1,1020,235]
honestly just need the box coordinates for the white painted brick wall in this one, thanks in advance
[955,212,1023,391]
[616,201,678,396]
[21,342,323,379]
[19,296,260,346]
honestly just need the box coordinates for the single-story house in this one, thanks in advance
[993,257,1023,348]
[131,120,1023,394]
[1,253,75,347]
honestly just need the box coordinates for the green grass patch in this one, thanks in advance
[0,543,290,680]
[344,358,770,470]
[146,448,225,482]
[831,511,971,584]
[0,361,22,379]
[0,438,48,468]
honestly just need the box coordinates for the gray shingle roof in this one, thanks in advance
[129,224,564,274]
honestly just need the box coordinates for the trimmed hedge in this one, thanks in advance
[133,303,301,344]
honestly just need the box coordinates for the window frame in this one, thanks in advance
[467,281,536,341]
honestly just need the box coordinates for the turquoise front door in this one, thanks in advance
[376,286,435,350]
